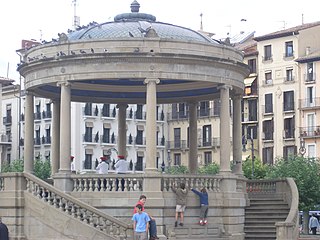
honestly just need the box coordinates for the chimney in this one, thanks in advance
[306,47,311,56]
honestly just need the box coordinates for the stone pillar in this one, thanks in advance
[51,100,60,175]
[232,95,243,175]
[24,92,34,173]
[144,78,160,173]
[117,104,127,157]
[188,101,198,174]
[54,81,73,192]
[58,81,71,172]
[219,85,232,172]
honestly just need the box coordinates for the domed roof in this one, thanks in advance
[67,1,218,44]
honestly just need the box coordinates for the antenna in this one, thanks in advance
[200,13,203,31]
[302,13,304,24]
[72,0,80,29]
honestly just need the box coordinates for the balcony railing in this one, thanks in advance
[135,137,146,145]
[167,140,187,149]
[262,105,273,115]
[41,136,51,144]
[300,126,320,138]
[34,112,41,120]
[304,73,316,83]
[83,133,100,143]
[34,138,41,145]
[299,97,320,109]
[3,116,12,125]
[283,129,295,139]
[167,108,220,121]
[0,134,12,143]
[42,110,52,119]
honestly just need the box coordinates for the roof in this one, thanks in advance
[254,21,320,41]
[66,1,219,45]
[296,50,320,63]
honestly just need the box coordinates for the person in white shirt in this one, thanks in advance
[96,156,109,174]
[115,155,128,173]
[115,155,128,191]
[70,156,76,173]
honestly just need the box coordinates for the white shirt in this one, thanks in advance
[115,159,128,173]
[96,161,109,174]
[71,161,75,172]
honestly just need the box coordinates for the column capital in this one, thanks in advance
[217,84,232,91]
[144,78,160,85]
[116,104,128,109]
[56,81,71,87]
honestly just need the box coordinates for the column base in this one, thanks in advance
[53,172,73,192]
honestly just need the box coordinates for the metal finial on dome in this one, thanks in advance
[130,0,140,13]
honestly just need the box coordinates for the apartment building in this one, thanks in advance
[254,21,320,163]
[296,46,320,158]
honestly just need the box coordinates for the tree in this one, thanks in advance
[266,156,320,234]
[242,156,269,179]
[1,158,51,180]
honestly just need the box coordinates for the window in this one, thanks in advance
[264,45,272,61]
[248,99,257,121]
[136,104,143,119]
[172,104,178,119]
[178,103,187,118]
[247,126,257,139]
[84,103,92,115]
[307,62,314,81]
[199,101,210,117]
[265,71,272,84]
[213,100,220,116]
[283,91,294,111]
[285,41,293,57]
[174,128,181,148]
[283,146,296,159]
[84,126,93,142]
[102,128,110,143]
[286,68,293,81]
[174,153,181,166]
[136,156,143,171]
[35,128,41,145]
[248,59,256,73]
[84,153,92,169]
[264,93,273,113]
[136,127,143,145]
[204,152,212,165]
[263,119,274,140]
[306,86,315,107]
[307,145,316,158]
[102,104,110,117]
[262,147,274,165]
[202,125,212,146]
[284,117,295,139]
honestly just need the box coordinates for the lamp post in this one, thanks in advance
[242,128,255,178]
[299,136,306,157]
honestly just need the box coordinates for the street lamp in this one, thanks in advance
[242,128,255,178]
[299,137,306,157]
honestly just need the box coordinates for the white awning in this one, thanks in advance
[85,149,93,154]
[137,151,144,157]
[85,122,93,127]
[137,125,144,131]
[244,75,256,87]
[103,123,111,128]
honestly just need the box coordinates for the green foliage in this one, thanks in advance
[198,163,220,174]
[266,156,320,211]
[34,159,51,180]
[1,158,51,180]
[1,159,24,172]
[242,156,270,179]
[166,165,189,174]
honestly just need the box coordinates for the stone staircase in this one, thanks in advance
[168,223,228,240]
[244,195,290,240]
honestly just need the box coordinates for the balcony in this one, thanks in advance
[41,136,51,144]
[262,105,274,115]
[83,133,100,144]
[34,138,41,146]
[262,55,273,63]
[42,110,52,119]
[300,126,320,138]
[34,112,41,121]
[299,97,320,110]
[135,137,146,145]
[197,137,220,148]
[0,134,12,144]
[135,111,146,120]
[262,132,273,141]
[304,73,316,83]
[283,129,295,140]
[167,140,187,149]
[167,107,220,121]
[3,116,12,125]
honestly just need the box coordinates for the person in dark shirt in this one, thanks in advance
[191,188,209,226]
[0,217,9,240]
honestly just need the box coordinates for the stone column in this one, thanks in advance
[54,81,73,192]
[117,104,128,157]
[51,100,60,175]
[24,92,34,173]
[232,95,243,175]
[188,101,198,174]
[219,85,232,172]
[58,81,71,172]
[144,78,160,172]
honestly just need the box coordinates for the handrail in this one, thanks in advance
[275,178,299,240]
[21,173,132,238]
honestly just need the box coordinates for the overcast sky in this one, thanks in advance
[1,0,319,81]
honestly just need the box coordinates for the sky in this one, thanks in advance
[1,0,319,81]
